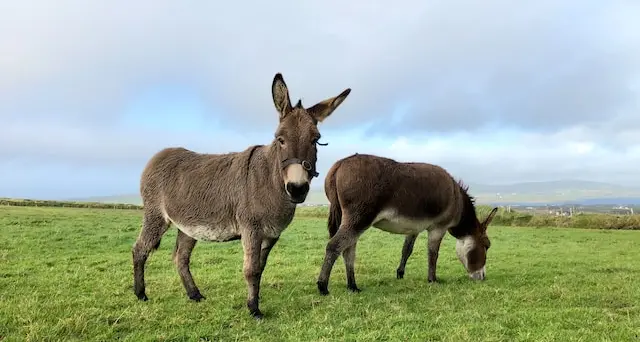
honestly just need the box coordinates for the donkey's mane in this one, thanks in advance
[448,179,480,238]
[456,179,476,204]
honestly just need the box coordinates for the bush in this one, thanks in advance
[0,198,143,210]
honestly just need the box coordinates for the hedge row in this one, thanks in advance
[2,199,639,230]
[294,205,640,230]
[0,198,143,210]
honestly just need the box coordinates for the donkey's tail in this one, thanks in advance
[327,201,342,238]
[325,163,342,238]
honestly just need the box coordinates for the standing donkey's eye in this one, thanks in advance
[277,136,285,146]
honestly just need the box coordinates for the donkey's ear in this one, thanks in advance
[307,88,351,123]
[483,207,499,229]
[272,73,293,119]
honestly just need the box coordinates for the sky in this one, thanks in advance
[1,0,639,199]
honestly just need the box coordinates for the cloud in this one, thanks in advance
[316,127,640,187]
[0,0,639,198]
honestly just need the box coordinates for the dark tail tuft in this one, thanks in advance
[325,161,342,238]
[327,202,342,238]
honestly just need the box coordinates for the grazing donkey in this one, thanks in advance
[132,73,351,319]
[316,153,498,295]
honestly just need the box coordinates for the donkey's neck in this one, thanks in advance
[265,142,287,191]
[447,184,481,239]
[248,142,291,203]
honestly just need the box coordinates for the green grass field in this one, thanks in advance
[1,205,640,341]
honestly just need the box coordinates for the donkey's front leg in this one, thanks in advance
[241,231,264,319]
[427,228,446,283]
[397,234,418,279]
[259,237,280,273]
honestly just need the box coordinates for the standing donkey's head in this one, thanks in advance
[455,207,498,281]
[271,73,351,203]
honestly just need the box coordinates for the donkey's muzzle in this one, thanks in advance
[469,267,486,281]
[286,182,309,203]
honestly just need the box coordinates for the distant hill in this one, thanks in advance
[469,180,640,205]
[68,180,640,206]
[69,194,143,205]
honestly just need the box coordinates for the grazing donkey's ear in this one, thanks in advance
[483,207,499,230]
[272,73,293,118]
[307,88,351,123]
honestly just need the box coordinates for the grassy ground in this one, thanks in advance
[1,205,639,341]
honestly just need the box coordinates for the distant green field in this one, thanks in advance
[1,205,639,341]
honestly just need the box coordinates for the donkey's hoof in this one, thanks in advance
[396,269,405,279]
[347,285,361,293]
[250,310,264,320]
[317,281,329,296]
[136,292,149,301]
[428,277,438,283]
[188,292,206,302]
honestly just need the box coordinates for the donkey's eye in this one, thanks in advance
[277,136,285,145]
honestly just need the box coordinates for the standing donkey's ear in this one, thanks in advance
[272,73,293,119]
[307,88,351,123]
[483,207,499,230]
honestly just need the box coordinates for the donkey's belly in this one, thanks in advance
[174,222,241,242]
[372,209,436,235]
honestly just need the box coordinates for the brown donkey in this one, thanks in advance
[316,153,498,295]
[132,73,351,319]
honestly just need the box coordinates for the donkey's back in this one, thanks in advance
[325,153,460,226]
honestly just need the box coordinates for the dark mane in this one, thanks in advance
[448,179,480,238]
[294,99,303,108]
[456,179,473,201]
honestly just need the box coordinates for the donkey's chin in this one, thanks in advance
[468,267,486,281]
[289,196,307,204]
[286,192,308,204]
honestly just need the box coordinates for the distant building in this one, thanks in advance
[610,206,634,215]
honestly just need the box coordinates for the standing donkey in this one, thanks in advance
[132,73,351,319]
[316,153,498,295]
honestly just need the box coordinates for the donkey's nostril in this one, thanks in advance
[286,182,309,201]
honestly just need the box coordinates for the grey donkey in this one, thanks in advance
[132,73,351,319]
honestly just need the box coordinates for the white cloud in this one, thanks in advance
[317,126,640,186]
[1,0,640,197]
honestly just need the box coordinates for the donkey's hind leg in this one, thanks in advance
[173,230,205,301]
[132,209,169,301]
[317,215,370,296]
[342,243,360,292]
[396,234,418,279]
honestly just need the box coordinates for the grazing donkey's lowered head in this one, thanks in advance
[132,73,351,319]
[451,184,498,281]
[271,74,351,203]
